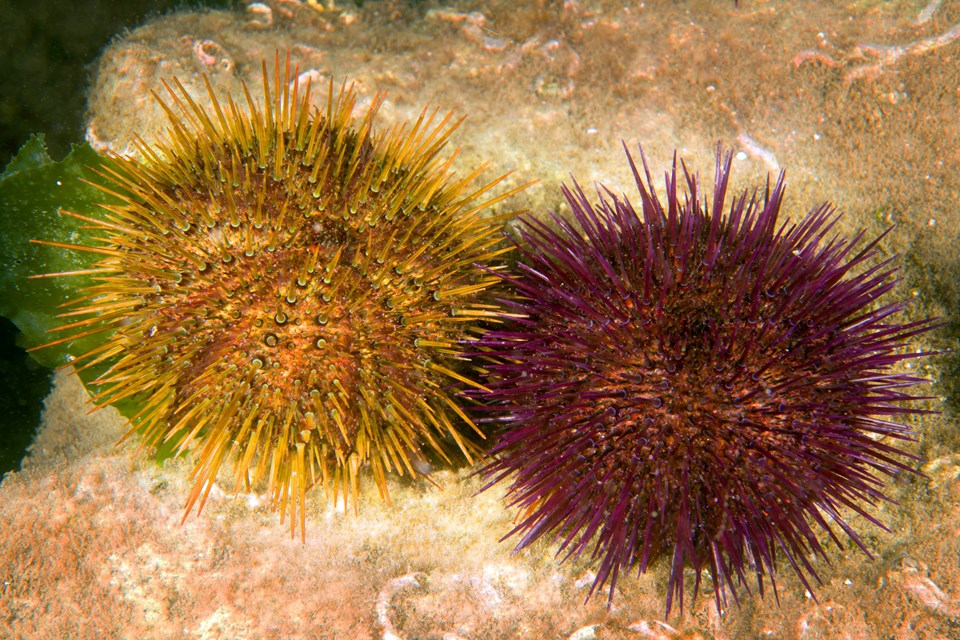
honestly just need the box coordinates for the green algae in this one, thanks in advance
[0,135,119,370]
[0,136,183,461]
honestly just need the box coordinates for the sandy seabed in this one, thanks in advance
[3,1,960,638]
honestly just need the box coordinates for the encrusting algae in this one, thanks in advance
[31,55,523,538]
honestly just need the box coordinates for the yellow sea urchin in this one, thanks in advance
[34,57,518,536]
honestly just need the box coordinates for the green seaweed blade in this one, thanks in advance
[0,135,119,371]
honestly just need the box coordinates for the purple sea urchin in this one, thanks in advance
[33,57,519,537]
[476,146,935,613]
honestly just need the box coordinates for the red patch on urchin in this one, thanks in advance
[474,145,936,614]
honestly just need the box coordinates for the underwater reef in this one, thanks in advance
[2,2,960,639]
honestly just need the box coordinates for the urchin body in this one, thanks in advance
[38,60,514,536]
[477,147,933,612]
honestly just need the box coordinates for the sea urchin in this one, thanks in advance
[476,146,934,613]
[34,57,518,537]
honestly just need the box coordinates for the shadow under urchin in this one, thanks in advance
[474,145,936,614]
